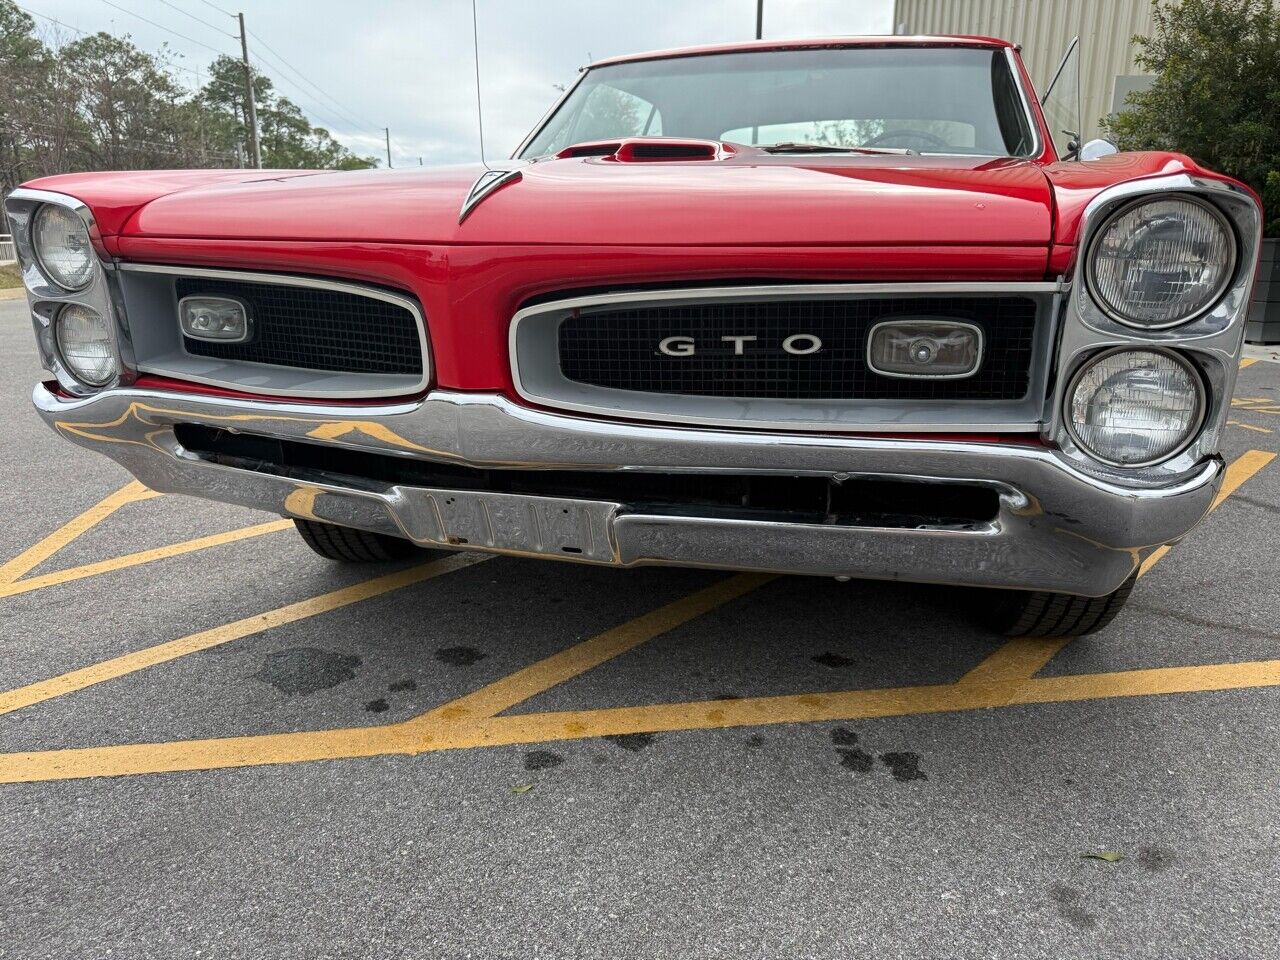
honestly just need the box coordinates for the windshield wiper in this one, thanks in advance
[761,142,917,156]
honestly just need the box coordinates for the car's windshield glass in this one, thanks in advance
[520,46,1036,159]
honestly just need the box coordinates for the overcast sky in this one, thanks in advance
[22,0,895,166]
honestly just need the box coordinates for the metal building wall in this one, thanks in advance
[892,0,1157,142]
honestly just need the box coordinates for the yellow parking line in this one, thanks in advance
[0,520,292,599]
[1240,357,1258,369]
[0,452,1273,783]
[6,653,1280,784]
[0,553,489,716]
[0,481,160,585]
[1210,450,1275,509]
[0,572,773,782]
[1227,420,1273,434]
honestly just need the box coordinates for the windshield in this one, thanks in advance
[520,46,1037,159]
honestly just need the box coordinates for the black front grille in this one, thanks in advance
[177,277,422,377]
[558,296,1037,400]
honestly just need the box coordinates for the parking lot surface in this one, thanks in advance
[2,295,1279,959]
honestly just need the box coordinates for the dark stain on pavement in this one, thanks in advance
[605,733,657,752]
[879,752,928,782]
[365,698,390,713]
[1048,883,1097,929]
[812,652,855,668]
[435,645,488,666]
[837,748,874,773]
[388,679,418,692]
[523,750,564,771]
[1137,847,1175,873]
[746,735,765,748]
[830,727,859,746]
[253,648,361,696]
[712,692,742,701]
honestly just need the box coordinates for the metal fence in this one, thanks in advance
[0,234,15,265]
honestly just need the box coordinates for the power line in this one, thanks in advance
[14,3,90,38]
[152,0,237,39]
[96,0,234,57]
[193,0,236,19]
[246,29,378,137]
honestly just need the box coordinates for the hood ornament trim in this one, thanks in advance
[459,166,523,223]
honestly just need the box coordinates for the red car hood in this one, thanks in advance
[102,153,1053,248]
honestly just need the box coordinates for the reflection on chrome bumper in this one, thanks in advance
[33,384,1225,596]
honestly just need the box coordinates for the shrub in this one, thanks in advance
[1102,0,1280,236]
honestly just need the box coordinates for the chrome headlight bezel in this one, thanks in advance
[1084,193,1238,331]
[1062,346,1207,468]
[1047,173,1262,487]
[3,187,133,397]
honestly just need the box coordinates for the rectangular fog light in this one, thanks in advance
[179,295,251,342]
[867,318,983,379]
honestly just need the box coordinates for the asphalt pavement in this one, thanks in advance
[2,295,1278,959]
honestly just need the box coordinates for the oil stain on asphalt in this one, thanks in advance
[253,648,362,695]
[604,733,658,752]
[830,728,927,781]
[812,652,855,669]
[435,646,487,666]
[1048,883,1097,929]
[523,750,564,771]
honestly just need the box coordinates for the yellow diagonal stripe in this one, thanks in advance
[0,520,292,599]
[0,481,159,585]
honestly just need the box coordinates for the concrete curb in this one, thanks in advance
[0,287,27,301]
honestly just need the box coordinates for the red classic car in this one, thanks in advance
[5,36,1262,637]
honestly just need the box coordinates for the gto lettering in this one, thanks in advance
[658,336,696,357]
[656,334,824,357]
[721,335,758,355]
[782,334,823,355]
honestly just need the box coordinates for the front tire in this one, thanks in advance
[983,573,1137,638]
[294,518,423,562]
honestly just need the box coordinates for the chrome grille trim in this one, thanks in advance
[510,282,1064,433]
[118,263,431,399]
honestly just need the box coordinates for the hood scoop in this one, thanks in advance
[557,138,732,162]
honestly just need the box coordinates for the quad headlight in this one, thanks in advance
[1066,349,1204,467]
[32,202,97,291]
[55,304,118,387]
[1087,195,1235,329]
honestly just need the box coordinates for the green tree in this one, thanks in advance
[0,1,375,195]
[1102,0,1280,235]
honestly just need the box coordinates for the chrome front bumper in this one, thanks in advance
[33,384,1224,596]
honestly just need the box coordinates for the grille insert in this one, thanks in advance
[557,296,1037,401]
[177,277,422,376]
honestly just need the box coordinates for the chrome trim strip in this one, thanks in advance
[513,68,591,160]
[509,282,1061,433]
[1004,46,1043,161]
[117,263,432,398]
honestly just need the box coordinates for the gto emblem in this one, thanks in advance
[657,334,823,357]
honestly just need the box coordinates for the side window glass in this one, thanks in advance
[1040,36,1081,160]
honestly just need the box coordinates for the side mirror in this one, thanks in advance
[1079,138,1120,161]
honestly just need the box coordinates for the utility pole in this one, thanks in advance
[384,128,392,168]
[237,13,262,168]
[755,0,763,39]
